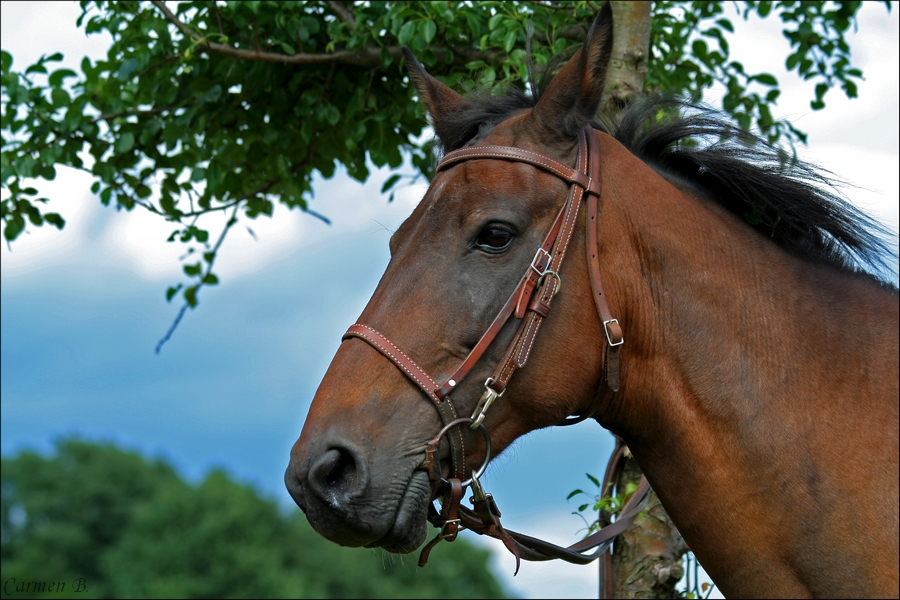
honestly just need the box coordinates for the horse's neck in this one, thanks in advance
[593,134,899,597]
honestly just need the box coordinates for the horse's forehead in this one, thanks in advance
[474,110,539,148]
[388,113,569,251]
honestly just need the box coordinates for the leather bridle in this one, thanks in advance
[341,125,650,578]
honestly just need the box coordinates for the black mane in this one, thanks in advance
[433,84,897,286]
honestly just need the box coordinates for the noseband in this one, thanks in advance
[341,126,649,573]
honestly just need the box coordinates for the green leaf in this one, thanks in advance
[51,87,70,107]
[503,29,517,54]
[421,20,436,44]
[44,213,65,229]
[190,167,206,183]
[48,68,77,87]
[201,273,219,285]
[488,13,503,31]
[4,214,25,241]
[398,21,416,46]
[166,284,183,302]
[184,285,199,308]
[115,132,135,154]
[691,39,708,60]
[586,473,600,488]
[183,262,202,277]
[753,73,778,86]
[324,104,340,126]
[116,57,137,81]
[566,489,584,500]
[25,62,47,75]
[381,173,401,193]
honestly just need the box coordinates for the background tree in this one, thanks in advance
[1,439,508,599]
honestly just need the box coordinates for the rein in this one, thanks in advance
[341,126,650,581]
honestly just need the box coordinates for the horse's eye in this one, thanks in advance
[475,225,514,252]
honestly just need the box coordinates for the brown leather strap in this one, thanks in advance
[488,130,593,394]
[418,478,464,567]
[344,324,441,403]
[433,200,568,399]
[439,145,603,198]
[584,129,623,392]
[450,472,651,566]
[343,324,469,480]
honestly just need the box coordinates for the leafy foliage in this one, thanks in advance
[567,472,715,598]
[0,1,886,347]
[1,439,509,599]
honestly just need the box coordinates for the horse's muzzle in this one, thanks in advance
[285,431,430,551]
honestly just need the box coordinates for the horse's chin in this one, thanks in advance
[368,469,432,554]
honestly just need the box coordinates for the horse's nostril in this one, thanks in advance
[308,445,367,504]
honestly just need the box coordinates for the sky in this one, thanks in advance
[1,2,898,599]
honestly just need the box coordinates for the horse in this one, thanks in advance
[285,4,899,597]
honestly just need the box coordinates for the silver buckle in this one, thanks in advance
[530,248,562,296]
[470,377,503,428]
[530,248,551,276]
[603,318,624,347]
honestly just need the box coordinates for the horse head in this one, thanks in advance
[285,4,619,554]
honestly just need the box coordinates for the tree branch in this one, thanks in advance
[95,105,174,123]
[155,203,240,354]
[325,1,356,29]
[149,0,501,67]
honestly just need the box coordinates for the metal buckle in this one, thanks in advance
[469,476,487,502]
[439,518,461,540]
[539,270,562,296]
[470,378,503,429]
[530,248,562,296]
[530,248,551,276]
[603,318,624,347]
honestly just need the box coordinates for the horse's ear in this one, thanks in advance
[402,47,469,142]
[531,2,614,138]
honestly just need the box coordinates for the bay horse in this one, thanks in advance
[286,4,899,597]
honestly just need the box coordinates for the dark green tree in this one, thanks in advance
[1,1,885,350]
[1,439,508,599]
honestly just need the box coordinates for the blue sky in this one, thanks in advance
[2,2,897,598]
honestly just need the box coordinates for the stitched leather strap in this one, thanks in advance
[439,145,603,198]
[342,324,468,480]
[584,128,623,392]
[344,324,441,403]
[488,129,593,394]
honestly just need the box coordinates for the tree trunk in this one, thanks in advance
[611,451,688,599]
[599,4,689,598]
[601,1,652,114]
